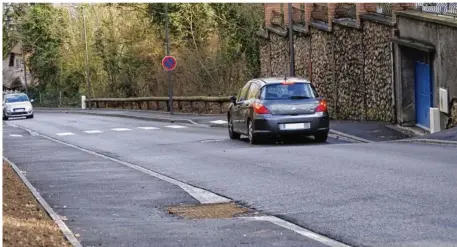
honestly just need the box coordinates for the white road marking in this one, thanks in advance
[9,134,23,137]
[138,127,160,130]
[11,124,352,247]
[56,132,75,136]
[84,130,103,134]
[110,128,131,132]
[210,120,228,124]
[242,216,351,247]
[165,125,188,129]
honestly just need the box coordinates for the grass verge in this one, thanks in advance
[3,161,71,247]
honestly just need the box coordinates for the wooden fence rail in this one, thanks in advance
[85,96,231,113]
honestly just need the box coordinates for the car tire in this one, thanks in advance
[228,117,240,140]
[248,120,260,145]
[314,132,328,143]
[3,115,8,121]
[26,114,34,119]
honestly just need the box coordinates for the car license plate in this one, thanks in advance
[282,123,310,130]
[14,108,24,112]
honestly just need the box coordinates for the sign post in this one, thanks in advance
[162,55,177,115]
[164,3,175,115]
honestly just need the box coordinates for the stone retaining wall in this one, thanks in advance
[259,19,395,122]
[448,99,457,129]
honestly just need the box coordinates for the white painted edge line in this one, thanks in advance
[3,157,83,247]
[165,125,188,129]
[138,127,160,130]
[329,129,372,143]
[14,125,230,204]
[9,134,23,137]
[56,132,75,136]
[83,130,103,134]
[110,128,131,131]
[241,216,352,247]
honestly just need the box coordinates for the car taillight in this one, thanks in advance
[315,99,328,112]
[253,102,269,114]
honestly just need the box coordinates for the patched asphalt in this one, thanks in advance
[4,113,457,247]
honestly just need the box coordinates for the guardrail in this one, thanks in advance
[84,96,231,113]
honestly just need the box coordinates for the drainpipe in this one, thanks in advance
[391,42,397,124]
[288,3,295,77]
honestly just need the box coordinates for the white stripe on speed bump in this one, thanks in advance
[138,127,160,130]
[111,128,131,131]
[9,134,23,137]
[165,125,187,129]
[56,132,75,136]
[84,130,103,134]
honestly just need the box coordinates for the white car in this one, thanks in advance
[3,93,34,120]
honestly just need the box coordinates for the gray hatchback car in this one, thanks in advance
[227,77,329,144]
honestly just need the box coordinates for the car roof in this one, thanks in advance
[5,93,27,97]
[255,77,311,86]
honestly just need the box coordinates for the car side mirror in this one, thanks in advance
[229,96,237,104]
[30,99,34,103]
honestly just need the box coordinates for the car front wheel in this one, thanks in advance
[228,117,240,140]
[248,120,260,145]
[26,114,34,119]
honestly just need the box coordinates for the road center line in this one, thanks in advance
[110,128,131,131]
[84,130,103,134]
[165,125,187,129]
[210,120,228,124]
[138,127,160,130]
[56,132,75,136]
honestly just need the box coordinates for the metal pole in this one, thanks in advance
[288,3,295,77]
[23,60,28,95]
[82,5,92,110]
[165,3,174,115]
[21,44,28,95]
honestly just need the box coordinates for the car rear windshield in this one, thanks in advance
[260,83,318,100]
[5,94,29,103]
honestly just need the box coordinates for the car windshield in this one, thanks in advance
[260,83,317,100]
[5,94,29,103]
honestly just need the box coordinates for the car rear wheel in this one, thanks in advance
[314,132,328,143]
[248,120,260,144]
[228,117,240,140]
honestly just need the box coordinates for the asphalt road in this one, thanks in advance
[3,113,457,247]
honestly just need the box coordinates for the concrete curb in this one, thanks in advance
[3,157,83,247]
[328,129,373,143]
[385,124,427,137]
[392,138,457,146]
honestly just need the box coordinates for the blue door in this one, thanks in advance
[414,61,433,128]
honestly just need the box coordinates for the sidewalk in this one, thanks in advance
[36,107,414,143]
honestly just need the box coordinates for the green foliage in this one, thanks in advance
[19,4,63,89]
[3,3,264,99]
